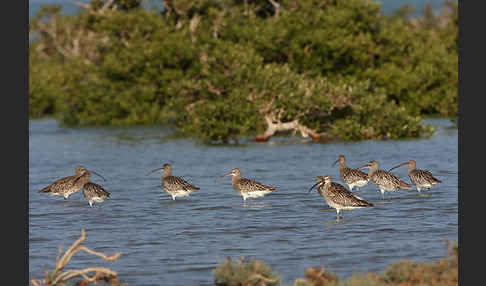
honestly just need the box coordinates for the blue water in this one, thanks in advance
[29,118,458,285]
[29,0,453,19]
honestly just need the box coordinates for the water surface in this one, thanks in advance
[29,118,458,285]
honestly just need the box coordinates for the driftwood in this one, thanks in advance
[252,114,334,143]
[30,229,122,286]
[72,0,117,15]
[268,0,281,19]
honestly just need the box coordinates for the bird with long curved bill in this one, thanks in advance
[223,168,276,201]
[308,176,373,220]
[332,155,369,191]
[388,160,441,193]
[146,163,200,200]
[39,166,104,200]
[72,169,109,207]
[359,160,413,200]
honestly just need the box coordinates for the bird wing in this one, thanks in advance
[342,167,369,183]
[374,170,413,190]
[238,178,275,193]
[412,169,442,185]
[83,182,110,198]
[165,176,200,191]
[325,182,373,207]
[39,175,75,193]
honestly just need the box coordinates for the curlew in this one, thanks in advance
[39,166,103,200]
[82,182,111,207]
[222,168,276,201]
[147,163,200,200]
[308,176,373,220]
[332,155,369,191]
[359,160,413,200]
[388,159,441,193]
[71,168,109,207]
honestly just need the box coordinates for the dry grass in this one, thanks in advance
[30,229,123,286]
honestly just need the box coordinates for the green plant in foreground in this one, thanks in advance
[213,257,281,286]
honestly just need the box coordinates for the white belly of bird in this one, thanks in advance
[92,197,105,203]
[173,190,191,198]
[326,199,362,211]
[419,183,433,188]
[244,190,272,199]
[380,184,399,192]
[354,180,369,187]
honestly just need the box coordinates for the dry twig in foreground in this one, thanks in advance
[30,229,122,286]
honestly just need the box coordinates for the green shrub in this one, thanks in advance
[29,0,457,142]
[213,257,281,286]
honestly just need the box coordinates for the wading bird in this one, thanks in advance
[39,166,103,200]
[388,159,441,193]
[147,163,200,200]
[359,160,413,200]
[332,155,369,191]
[222,168,276,201]
[72,169,109,207]
[308,176,373,220]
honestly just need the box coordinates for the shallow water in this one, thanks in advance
[29,118,457,285]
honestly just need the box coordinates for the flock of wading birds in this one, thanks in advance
[38,155,441,219]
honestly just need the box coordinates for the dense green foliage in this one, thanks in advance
[29,0,457,143]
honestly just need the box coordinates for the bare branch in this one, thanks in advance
[189,13,201,42]
[268,0,281,18]
[253,111,334,142]
[71,1,91,10]
[31,229,123,286]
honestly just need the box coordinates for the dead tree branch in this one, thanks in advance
[268,0,281,18]
[30,229,122,286]
[252,112,334,142]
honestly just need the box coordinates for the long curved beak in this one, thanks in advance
[331,159,339,167]
[307,181,321,193]
[359,163,370,169]
[73,174,83,184]
[388,162,409,172]
[89,170,106,181]
[221,172,233,178]
[146,168,163,176]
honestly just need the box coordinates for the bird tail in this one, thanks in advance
[361,199,374,207]
[355,195,373,207]
[188,186,200,191]
[399,181,414,190]
[39,186,51,193]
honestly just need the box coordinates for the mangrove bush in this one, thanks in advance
[29,0,457,143]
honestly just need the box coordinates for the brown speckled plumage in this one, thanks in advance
[147,163,200,200]
[360,160,413,200]
[83,182,110,207]
[71,169,108,207]
[39,166,86,199]
[333,155,369,191]
[389,160,441,193]
[223,168,276,201]
[309,176,373,220]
